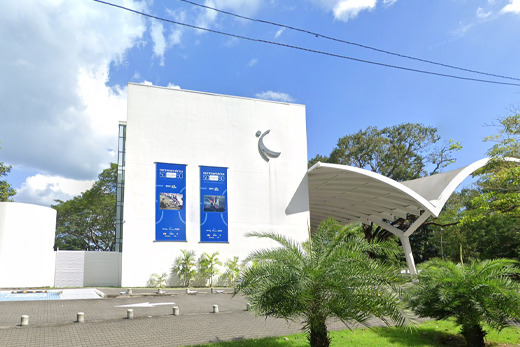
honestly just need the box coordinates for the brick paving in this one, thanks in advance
[0,288,405,347]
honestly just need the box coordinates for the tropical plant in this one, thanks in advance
[427,112,520,263]
[220,256,242,286]
[236,219,408,347]
[147,272,168,288]
[199,251,222,287]
[172,250,197,288]
[407,258,520,347]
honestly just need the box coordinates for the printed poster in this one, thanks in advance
[200,166,228,242]
[156,163,186,241]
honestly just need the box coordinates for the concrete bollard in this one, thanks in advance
[127,309,134,319]
[77,312,85,323]
[211,288,214,294]
[213,305,219,313]
[186,288,190,294]
[127,288,132,294]
[21,315,29,326]
[172,306,179,316]
[246,303,251,311]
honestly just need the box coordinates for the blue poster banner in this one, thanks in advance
[156,163,186,241]
[200,166,228,242]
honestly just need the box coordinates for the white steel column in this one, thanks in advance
[400,236,417,277]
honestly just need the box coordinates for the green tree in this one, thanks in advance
[199,251,222,287]
[53,163,117,251]
[147,272,168,288]
[220,256,242,287]
[0,142,15,202]
[432,112,520,262]
[236,219,408,347]
[310,123,461,181]
[309,123,462,248]
[173,249,197,288]
[407,258,520,347]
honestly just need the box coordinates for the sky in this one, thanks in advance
[1,0,519,207]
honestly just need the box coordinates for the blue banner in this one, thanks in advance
[156,163,186,241]
[200,166,228,242]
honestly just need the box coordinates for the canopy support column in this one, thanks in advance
[400,235,417,278]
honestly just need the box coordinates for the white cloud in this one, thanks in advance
[333,0,377,21]
[150,20,166,66]
[247,58,258,67]
[255,91,295,103]
[143,80,154,85]
[502,0,520,13]
[195,0,262,31]
[15,174,95,207]
[309,0,378,21]
[167,83,181,89]
[275,27,285,39]
[476,7,492,18]
[166,8,185,46]
[169,29,183,46]
[383,0,398,6]
[132,71,141,80]
[0,0,146,206]
[197,0,219,30]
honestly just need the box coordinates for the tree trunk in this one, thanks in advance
[308,320,331,347]
[461,324,486,347]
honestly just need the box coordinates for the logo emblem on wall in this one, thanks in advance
[256,130,281,162]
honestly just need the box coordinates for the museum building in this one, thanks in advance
[117,83,310,287]
[2,83,513,288]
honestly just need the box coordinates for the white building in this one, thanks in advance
[119,83,310,287]
[2,84,508,289]
[0,202,56,288]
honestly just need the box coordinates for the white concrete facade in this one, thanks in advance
[121,84,310,287]
[0,202,56,288]
[54,251,122,287]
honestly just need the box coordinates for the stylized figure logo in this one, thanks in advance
[256,130,281,162]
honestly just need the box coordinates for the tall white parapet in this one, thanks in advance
[0,202,57,288]
[121,84,310,287]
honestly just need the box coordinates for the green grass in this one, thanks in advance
[187,320,520,347]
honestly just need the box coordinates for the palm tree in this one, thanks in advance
[407,258,520,347]
[222,256,243,287]
[235,219,408,347]
[199,251,222,287]
[172,249,197,288]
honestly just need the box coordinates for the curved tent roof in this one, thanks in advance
[307,157,519,230]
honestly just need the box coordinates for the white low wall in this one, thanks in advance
[55,251,121,287]
[0,202,56,288]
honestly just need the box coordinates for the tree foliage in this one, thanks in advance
[407,258,520,347]
[309,123,461,181]
[236,219,408,347]
[198,251,222,287]
[53,163,117,251]
[0,142,15,202]
[147,272,169,288]
[220,256,242,287]
[173,249,197,288]
[430,112,520,263]
[309,123,462,246]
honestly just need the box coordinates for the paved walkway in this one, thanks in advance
[0,288,409,347]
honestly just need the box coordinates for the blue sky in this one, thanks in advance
[1,0,519,206]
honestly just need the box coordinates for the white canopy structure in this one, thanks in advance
[305,157,519,276]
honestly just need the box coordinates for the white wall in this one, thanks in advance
[0,202,56,288]
[55,251,122,287]
[121,84,310,287]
